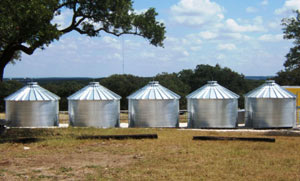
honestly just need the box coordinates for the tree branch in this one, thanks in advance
[74,27,86,34]
[13,44,35,55]
[59,4,88,34]
[54,1,76,12]
[100,27,139,37]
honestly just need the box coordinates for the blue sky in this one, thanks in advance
[4,0,300,78]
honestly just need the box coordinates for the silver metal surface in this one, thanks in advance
[5,82,60,101]
[245,80,296,128]
[186,81,239,99]
[187,81,239,128]
[68,82,121,100]
[68,82,121,128]
[128,81,180,127]
[6,101,59,127]
[5,82,60,127]
[245,80,295,98]
[69,100,120,128]
[128,100,179,127]
[127,81,180,100]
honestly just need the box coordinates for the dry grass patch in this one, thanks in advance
[0,113,4,120]
[0,128,300,180]
[59,113,69,124]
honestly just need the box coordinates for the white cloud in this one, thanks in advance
[190,46,202,51]
[253,16,263,24]
[246,7,257,13]
[183,50,190,56]
[170,0,224,26]
[102,36,121,50]
[261,0,268,6]
[275,0,300,15]
[258,34,283,42]
[216,54,226,60]
[221,33,251,40]
[134,9,148,15]
[198,31,218,40]
[51,9,73,30]
[225,19,265,32]
[141,52,156,59]
[217,43,236,50]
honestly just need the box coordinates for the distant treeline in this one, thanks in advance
[0,64,265,111]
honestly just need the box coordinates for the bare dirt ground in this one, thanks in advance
[0,142,133,180]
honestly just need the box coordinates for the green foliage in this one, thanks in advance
[275,69,300,85]
[0,0,166,81]
[276,10,300,85]
[281,10,300,71]
[0,0,61,48]
[43,81,85,111]
[155,72,190,109]
[178,64,261,108]
[100,74,150,110]
[0,65,264,111]
[0,81,23,111]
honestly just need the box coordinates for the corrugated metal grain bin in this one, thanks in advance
[127,81,180,128]
[245,80,296,128]
[5,82,60,127]
[186,81,239,128]
[68,82,121,128]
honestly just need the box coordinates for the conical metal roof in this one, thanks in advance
[68,82,121,100]
[186,81,239,99]
[127,81,180,100]
[5,82,60,101]
[245,80,296,98]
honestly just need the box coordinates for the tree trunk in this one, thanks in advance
[0,64,4,82]
[0,49,16,82]
[0,44,18,82]
[0,58,9,82]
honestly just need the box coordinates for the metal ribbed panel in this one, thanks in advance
[245,80,295,98]
[128,100,179,127]
[186,81,239,99]
[69,100,120,128]
[187,81,239,128]
[68,82,121,100]
[68,82,120,128]
[245,80,296,128]
[6,101,59,127]
[128,81,180,127]
[127,81,180,100]
[5,82,60,127]
[5,82,60,101]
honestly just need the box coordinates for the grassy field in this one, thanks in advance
[0,128,300,180]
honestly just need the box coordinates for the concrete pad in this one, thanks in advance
[59,123,69,128]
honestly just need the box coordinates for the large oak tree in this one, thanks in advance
[0,0,165,81]
[276,10,300,85]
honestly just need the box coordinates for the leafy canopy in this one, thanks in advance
[281,10,300,71]
[0,0,165,81]
[275,10,300,85]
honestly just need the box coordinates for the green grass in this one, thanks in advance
[0,128,300,180]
